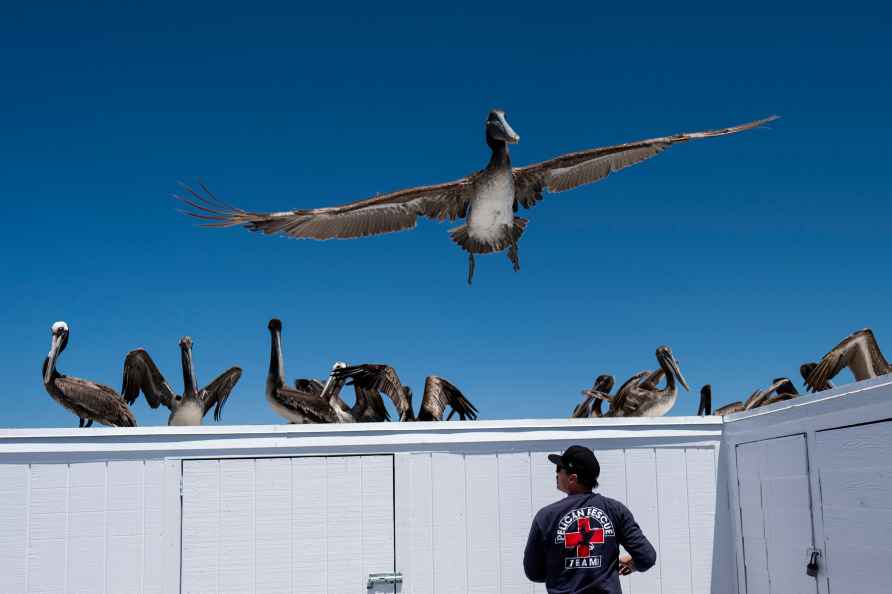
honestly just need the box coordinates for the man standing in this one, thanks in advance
[523,445,656,593]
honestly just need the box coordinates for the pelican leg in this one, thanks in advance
[78,417,85,428]
[85,419,93,428]
[507,238,520,272]
[467,253,476,286]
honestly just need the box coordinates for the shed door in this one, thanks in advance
[736,435,817,594]
[816,420,892,592]
[181,455,395,594]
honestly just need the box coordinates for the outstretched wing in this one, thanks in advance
[177,175,476,240]
[420,376,478,421]
[332,364,410,418]
[56,376,137,427]
[805,331,862,392]
[121,349,176,409]
[512,117,778,209]
[201,367,242,421]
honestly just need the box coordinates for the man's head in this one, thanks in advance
[549,445,600,494]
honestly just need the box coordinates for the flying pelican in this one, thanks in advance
[605,346,689,417]
[121,337,241,425]
[179,111,777,284]
[42,321,137,427]
[332,364,478,421]
[266,319,338,424]
[804,329,891,392]
[574,374,615,418]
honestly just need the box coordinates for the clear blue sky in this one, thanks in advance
[3,2,890,427]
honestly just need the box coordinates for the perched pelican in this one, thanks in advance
[605,346,689,417]
[42,321,136,428]
[804,329,890,392]
[799,362,833,391]
[179,111,777,284]
[265,319,338,424]
[575,374,614,418]
[711,377,799,416]
[697,385,712,416]
[332,364,478,421]
[121,337,241,426]
[316,361,392,423]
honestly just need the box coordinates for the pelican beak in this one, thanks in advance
[45,333,63,384]
[670,356,690,391]
[497,112,520,144]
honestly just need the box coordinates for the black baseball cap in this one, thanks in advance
[548,445,600,486]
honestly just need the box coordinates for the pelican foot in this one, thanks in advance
[507,242,520,272]
[467,253,476,286]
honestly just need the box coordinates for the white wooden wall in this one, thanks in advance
[394,446,718,594]
[0,460,177,594]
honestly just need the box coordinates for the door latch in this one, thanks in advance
[806,548,821,577]
[368,572,403,589]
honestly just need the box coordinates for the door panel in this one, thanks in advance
[736,435,817,594]
[181,455,395,594]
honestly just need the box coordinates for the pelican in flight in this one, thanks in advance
[605,346,688,417]
[122,337,241,425]
[804,329,891,392]
[265,319,340,423]
[42,321,136,427]
[332,364,478,421]
[574,374,615,418]
[179,111,777,284]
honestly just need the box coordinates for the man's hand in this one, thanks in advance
[619,554,635,576]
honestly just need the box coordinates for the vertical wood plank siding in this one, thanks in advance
[395,447,718,594]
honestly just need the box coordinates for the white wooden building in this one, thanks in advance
[0,376,889,594]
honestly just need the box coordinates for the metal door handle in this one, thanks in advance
[368,572,403,589]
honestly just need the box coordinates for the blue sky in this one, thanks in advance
[2,2,890,427]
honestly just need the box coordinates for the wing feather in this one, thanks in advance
[420,376,478,421]
[332,364,410,418]
[201,367,242,421]
[177,177,474,241]
[56,377,136,427]
[513,116,778,208]
[121,349,176,409]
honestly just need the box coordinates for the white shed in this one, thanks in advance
[1,377,890,594]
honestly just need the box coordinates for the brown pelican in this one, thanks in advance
[804,329,890,392]
[43,321,137,428]
[313,361,392,423]
[332,364,478,421]
[574,374,614,418]
[121,337,241,426]
[179,112,777,285]
[265,319,338,424]
[710,377,799,416]
[800,362,833,391]
[605,346,689,417]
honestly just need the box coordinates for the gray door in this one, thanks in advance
[736,435,818,594]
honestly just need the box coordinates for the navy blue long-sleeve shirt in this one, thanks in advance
[523,492,656,594]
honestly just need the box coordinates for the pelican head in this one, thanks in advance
[698,384,712,416]
[268,318,282,332]
[331,361,347,372]
[486,109,520,144]
[799,363,816,385]
[178,336,193,349]
[45,321,70,384]
[656,345,689,391]
[592,374,614,394]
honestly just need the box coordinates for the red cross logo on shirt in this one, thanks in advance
[564,517,605,557]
